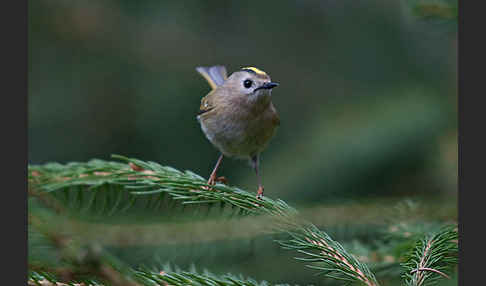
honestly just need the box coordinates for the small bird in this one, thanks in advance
[196,65,280,199]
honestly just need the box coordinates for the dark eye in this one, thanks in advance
[243,79,253,88]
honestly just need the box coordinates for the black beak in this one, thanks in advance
[255,82,279,91]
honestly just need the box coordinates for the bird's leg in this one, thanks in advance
[252,155,264,200]
[206,153,224,187]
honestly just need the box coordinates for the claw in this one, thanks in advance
[202,174,226,191]
[215,176,227,184]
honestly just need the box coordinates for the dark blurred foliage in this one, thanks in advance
[28,0,457,284]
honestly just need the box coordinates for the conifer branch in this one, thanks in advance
[29,212,142,286]
[28,155,296,217]
[29,156,458,286]
[277,223,379,286]
[410,267,450,279]
[134,268,277,286]
[401,225,458,286]
[28,156,381,285]
[29,267,280,286]
[29,271,103,286]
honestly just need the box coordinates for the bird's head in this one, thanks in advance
[224,67,279,104]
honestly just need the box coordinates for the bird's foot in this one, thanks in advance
[202,174,227,191]
[256,186,264,200]
[215,176,227,184]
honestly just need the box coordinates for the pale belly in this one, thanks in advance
[198,110,278,159]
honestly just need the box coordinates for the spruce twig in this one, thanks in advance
[29,212,141,286]
[29,266,280,286]
[28,156,379,285]
[28,155,296,217]
[277,222,379,286]
[134,268,276,286]
[28,156,458,286]
[401,225,458,286]
[29,271,103,286]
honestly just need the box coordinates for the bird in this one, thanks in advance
[195,65,280,199]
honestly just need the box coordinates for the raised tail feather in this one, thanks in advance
[196,65,228,90]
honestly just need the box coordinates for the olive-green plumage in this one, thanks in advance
[196,65,280,199]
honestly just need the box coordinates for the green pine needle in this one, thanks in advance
[28,156,458,286]
[401,225,458,286]
[276,223,379,286]
[28,155,297,218]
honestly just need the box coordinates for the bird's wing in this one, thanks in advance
[198,91,216,116]
[195,66,228,90]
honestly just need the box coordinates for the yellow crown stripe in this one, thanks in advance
[241,66,267,76]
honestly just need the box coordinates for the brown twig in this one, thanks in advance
[414,239,433,286]
[410,267,450,279]
[306,232,377,286]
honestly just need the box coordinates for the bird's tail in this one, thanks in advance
[195,65,228,90]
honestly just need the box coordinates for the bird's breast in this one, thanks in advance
[199,102,279,158]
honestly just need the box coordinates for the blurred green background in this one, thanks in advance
[28,0,457,285]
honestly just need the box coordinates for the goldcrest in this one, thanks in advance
[196,66,280,199]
